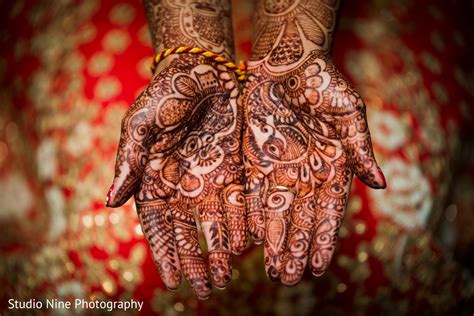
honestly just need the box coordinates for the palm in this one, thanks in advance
[107,55,245,299]
[243,51,384,285]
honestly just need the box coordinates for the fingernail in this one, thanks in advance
[311,268,327,277]
[378,167,387,189]
[165,286,178,292]
[105,184,114,207]
[374,166,387,189]
[267,265,281,282]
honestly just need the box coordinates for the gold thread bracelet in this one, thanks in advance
[150,47,247,82]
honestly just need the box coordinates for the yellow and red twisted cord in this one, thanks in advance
[151,47,247,83]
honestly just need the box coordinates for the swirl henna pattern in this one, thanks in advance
[243,50,386,285]
[106,54,246,299]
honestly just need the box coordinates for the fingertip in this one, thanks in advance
[266,265,281,282]
[360,164,386,189]
[192,279,212,300]
[281,279,300,287]
[162,274,182,292]
[105,175,138,207]
[105,184,114,207]
[165,286,178,292]
[309,249,333,278]
[104,183,126,208]
[209,254,232,290]
[105,183,125,208]
[214,284,229,291]
[252,235,264,245]
[231,240,247,255]
[377,166,387,189]
[311,268,327,277]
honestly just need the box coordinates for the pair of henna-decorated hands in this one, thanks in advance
[105,0,386,299]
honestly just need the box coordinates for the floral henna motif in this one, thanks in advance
[243,48,385,285]
[107,54,245,298]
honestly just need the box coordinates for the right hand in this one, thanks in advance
[106,54,246,299]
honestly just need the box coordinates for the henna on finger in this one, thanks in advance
[243,166,266,243]
[222,183,247,254]
[309,163,352,277]
[264,185,295,281]
[196,196,232,289]
[279,194,316,286]
[136,201,182,290]
[171,201,212,299]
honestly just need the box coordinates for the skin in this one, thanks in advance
[243,0,386,285]
[106,0,245,299]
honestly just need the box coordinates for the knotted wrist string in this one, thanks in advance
[151,47,247,83]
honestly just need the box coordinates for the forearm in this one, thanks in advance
[250,0,340,62]
[144,0,235,59]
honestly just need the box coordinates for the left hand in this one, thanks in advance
[242,51,386,285]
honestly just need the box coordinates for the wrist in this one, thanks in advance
[145,0,235,59]
[250,0,339,63]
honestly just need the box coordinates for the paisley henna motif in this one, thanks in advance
[244,0,385,286]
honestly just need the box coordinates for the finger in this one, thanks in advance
[171,201,212,299]
[264,182,295,282]
[106,92,156,207]
[309,164,352,276]
[244,169,266,244]
[223,183,247,255]
[196,196,233,290]
[336,99,386,189]
[321,74,385,189]
[280,194,317,286]
[136,200,181,290]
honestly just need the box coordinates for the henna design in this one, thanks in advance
[107,53,245,298]
[144,0,234,58]
[136,201,182,290]
[251,0,340,62]
[223,184,247,254]
[244,1,385,284]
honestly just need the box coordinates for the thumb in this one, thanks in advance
[332,96,386,189]
[106,95,156,207]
